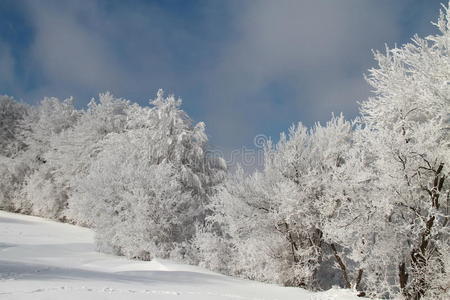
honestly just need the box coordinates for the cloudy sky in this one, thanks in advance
[0,0,445,158]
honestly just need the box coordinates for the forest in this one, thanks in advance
[1,4,449,300]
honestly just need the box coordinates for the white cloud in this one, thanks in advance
[22,0,186,104]
[11,0,444,156]
[200,0,406,149]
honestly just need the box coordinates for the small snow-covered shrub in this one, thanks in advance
[192,224,234,273]
[22,164,68,219]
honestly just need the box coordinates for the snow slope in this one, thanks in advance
[0,211,362,300]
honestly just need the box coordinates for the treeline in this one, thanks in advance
[1,5,450,300]
[0,90,227,260]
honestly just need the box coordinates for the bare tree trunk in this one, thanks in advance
[408,162,445,299]
[399,262,409,298]
[355,268,364,291]
[330,243,351,289]
[283,222,299,263]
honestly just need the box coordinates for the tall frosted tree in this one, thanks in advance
[332,5,450,298]
[70,90,226,260]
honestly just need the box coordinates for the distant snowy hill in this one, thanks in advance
[0,211,362,300]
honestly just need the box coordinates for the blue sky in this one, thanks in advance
[0,0,445,159]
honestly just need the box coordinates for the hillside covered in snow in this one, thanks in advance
[0,210,362,300]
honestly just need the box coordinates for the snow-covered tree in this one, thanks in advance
[23,93,128,219]
[70,90,226,260]
[0,96,30,210]
[263,115,356,290]
[199,115,355,290]
[25,97,80,153]
[0,95,29,158]
[329,5,450,298]
[0,96,81,215]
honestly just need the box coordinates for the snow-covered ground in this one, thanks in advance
[0,211,362,300]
